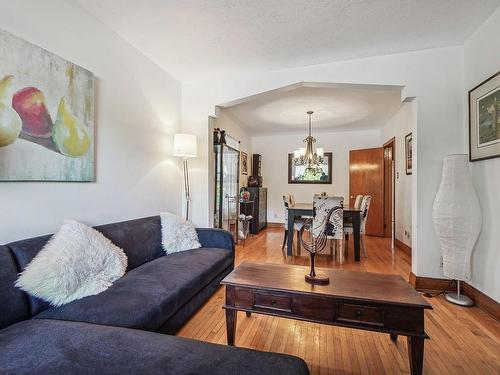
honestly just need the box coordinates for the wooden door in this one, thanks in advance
[349,147,384,237]
[383,139,395,238]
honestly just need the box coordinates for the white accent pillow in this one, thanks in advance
[15,220,127,307]
[160,212,201,254]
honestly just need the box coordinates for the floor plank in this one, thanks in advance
[177,228,500,374]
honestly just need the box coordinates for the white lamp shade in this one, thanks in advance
[432,154,482,281]
[173,133,197,158]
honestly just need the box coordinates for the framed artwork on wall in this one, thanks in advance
[405,133,412,175]
[240,151,248,175]
[469,71,500,162]
[288,152,332,184]
[0,29,95,181]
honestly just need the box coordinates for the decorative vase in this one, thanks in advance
[213,128,220,144]
[219,130,226,144]
[248,176,258,187]
[256,176,263,187]
[432,154,482,306]
[240,188,250,202]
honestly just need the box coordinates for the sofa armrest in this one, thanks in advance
[196,228,235,252]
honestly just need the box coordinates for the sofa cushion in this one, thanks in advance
[94,216,164,271]
[35,247,233,331]
[0,319,310,375]
[7,216,165,316]
[0,246,30,329]
[7,234,53,316]
[15,220,128,307]
[161,212,201,254]
[196,228,234,252]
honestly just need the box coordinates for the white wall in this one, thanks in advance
[381,102,416,248]
[0,0,182,243]
[252,129,381,223]
[182,46,464,282]
[463,7,500,301]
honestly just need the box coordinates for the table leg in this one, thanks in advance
[226,309,237,345]
[287,209,294,256]
[407,336,424,375]
[353,212,361,261]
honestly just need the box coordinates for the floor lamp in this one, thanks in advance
[432,154,481,306]
[173,133,197,221]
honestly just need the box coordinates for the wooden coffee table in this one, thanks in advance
[221,262,432,375]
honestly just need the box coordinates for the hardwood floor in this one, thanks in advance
[177,228,500,374]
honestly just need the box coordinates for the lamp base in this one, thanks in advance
[445,292,474,306]
[305,274,330,285]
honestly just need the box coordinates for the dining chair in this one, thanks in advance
[282,195,306,255]
[344,194,364,233]
[354,194,364,209]
[344,195,372,257]
[309,195,345,263]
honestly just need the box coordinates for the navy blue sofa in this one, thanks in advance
[0,216,309,375]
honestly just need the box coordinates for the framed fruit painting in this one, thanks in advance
[0,29,94,181]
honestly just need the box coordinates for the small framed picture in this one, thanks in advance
[240,151,248,175]
[405,133,412,175]
[469,71,500,162]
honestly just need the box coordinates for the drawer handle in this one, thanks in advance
[356,310,362,318]
[271,299,277,306]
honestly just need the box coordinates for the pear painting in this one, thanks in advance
[12,87,53,138]
[0,75,21,147]
[52,98,91,157]
[0,29,94,181]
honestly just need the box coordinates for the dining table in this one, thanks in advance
[286,203,362,261]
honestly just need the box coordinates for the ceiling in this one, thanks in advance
[219,82,405,135]
[74,0,500,82]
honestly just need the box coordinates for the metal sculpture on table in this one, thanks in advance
[299,204,343,285]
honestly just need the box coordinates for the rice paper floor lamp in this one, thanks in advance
[173,134,197,221]
[432,154,482,306]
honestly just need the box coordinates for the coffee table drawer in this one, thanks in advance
[254,292,292,312]
[337,303,383,326]
[293,296,336,322]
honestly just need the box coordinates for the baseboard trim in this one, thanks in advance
[267,222,284,228]
[394,239,411,256]
[409,272,454,292]
[461,283,499,321]
[409,272,499,321]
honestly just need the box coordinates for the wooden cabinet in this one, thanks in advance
[247,187,267,234]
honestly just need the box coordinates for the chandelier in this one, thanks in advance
[293,111,324,173]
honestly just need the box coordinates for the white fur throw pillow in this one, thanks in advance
[160,212,201,254]
[15,220,127,307]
